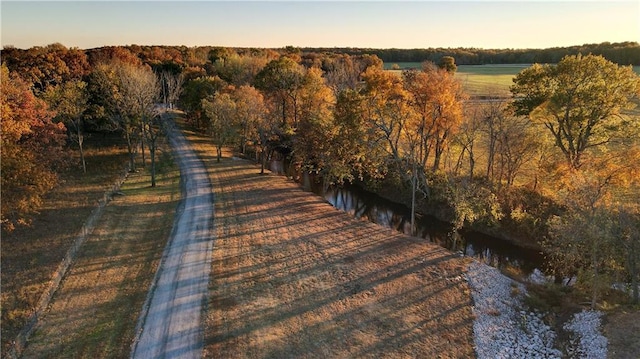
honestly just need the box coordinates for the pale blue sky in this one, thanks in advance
[1,1,639,50]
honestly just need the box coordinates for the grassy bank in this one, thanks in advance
[2,128,181,357]
[1,132,130,354]
[179,121,476,358]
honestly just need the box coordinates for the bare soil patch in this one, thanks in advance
[184,130,476,358]
[604,309,640,359]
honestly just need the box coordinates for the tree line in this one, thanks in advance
[306,41,640,66]
[1,44,183,230]
[2,42,639,306]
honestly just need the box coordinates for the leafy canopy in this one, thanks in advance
[511,54,640,168]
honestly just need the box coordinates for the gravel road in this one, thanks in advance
[131,119,214,359]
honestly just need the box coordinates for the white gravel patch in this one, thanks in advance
[563,310,607,359]
[466,261,610,358]
[466,261,561,358]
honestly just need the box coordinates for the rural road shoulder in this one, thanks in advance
[131,117,214,359]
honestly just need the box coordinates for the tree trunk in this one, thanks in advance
[78,131,86,174]
[411,162,417,237]
[433,144,443,172]
[282,97,287,126]
[125,130,136,172]
[150,147,156,187]
[629,238,639,304]
[140,122,146,168]
[591,241,599,309]
[468,144,475,180]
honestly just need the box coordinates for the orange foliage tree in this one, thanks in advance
[1,65,68,230]
[403,63,466,172]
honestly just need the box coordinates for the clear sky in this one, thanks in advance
[1,1,639,50]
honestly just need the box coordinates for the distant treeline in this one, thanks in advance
[3,41,638,72]
[303,41,640,66]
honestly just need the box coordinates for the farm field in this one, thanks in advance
[455,64,525,98]
[386,62,640,98]
[385,63,526,98]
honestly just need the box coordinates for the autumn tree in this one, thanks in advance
[232,85,267,155]
[328,89,388,186]
[255,104,280,175]
[119,64,160,168]
[494,113,540,187]
[616,205,640,303]
[403,63,466,172]
[86,45,142,68]
[208,46,234,67]
[511,54,640,169]
[145,112,166,187]
[159,70,184,110]
[480,100,504,182]
[438,56,457,73]
[294,67,336,174]
[202,93,239,162]
[476,101,540,187]
[546,145,640,307]
[323,54,368,95]
[452,105,483,179]
[362,66,425,232]
[1,43,89,93]
[1,65,68,230]
[179,76,226,129]
[255,56,305,129]
[43,80,89,173]
[91,61,159,172]
[546,169,617,308]
[361,66,409,162]
[211,53,269,86]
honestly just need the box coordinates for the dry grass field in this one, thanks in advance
[19,165,180,358]
[1,132,180,358]
[1,133,130,354]
[183,127,477,358]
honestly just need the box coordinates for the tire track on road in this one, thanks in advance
[131,118,214,359]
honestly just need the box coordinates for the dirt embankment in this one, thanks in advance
[186,137,476,358]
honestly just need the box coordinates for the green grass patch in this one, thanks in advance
[455,64,529,98]
[387,63,639,98]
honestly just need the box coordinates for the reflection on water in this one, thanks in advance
[311,180,545,276]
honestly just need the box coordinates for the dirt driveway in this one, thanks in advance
[131,122,214,358]
[191,142,476,358]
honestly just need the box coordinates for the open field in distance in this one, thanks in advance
[386,63,640,98]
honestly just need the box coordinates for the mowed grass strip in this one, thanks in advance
[387,63,526,98]
[1,133,130,354]
[180,121,476,358]
[455,64,527,98]
[19,155,180,358]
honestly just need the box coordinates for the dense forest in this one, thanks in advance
[307,41,640,65]
[1,41,639,307]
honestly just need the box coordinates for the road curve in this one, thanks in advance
[131,118,214,359]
